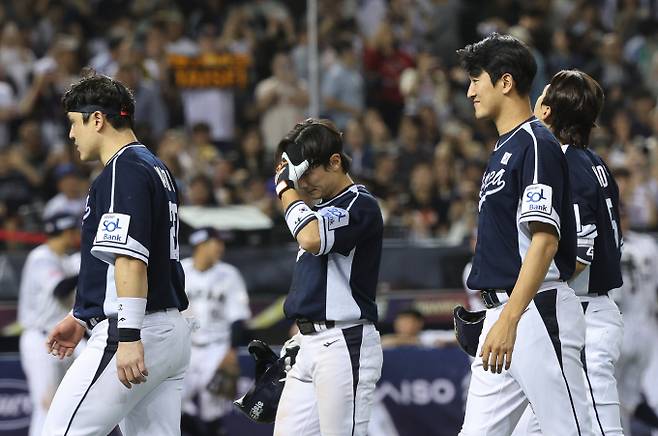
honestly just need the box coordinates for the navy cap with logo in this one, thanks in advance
[188,227,222,247]
[44,212,79,235]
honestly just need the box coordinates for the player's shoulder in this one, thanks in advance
[213,261,242,278]
[113,143,157,171]
[180,257,193,270]
[26,244,53,264]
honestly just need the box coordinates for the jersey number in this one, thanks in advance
[592,165,609,188]
[169,201,179,260]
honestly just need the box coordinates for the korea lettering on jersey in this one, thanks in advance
[75,143,187,322]
[468,118,577,291]
[284,185,383,322]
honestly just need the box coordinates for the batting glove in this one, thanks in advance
[274,161,294,199]
[280,333,302,372]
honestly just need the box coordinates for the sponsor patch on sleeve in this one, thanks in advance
[95,213,130,245]
[521,184,553,215]
[320,207,349,230]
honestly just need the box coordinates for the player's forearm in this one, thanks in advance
[114,256,148,298]
[503,226,559,322]
[573,261,587,277]
[280,188,320,254]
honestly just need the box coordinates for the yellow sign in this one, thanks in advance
[168,53,250,89]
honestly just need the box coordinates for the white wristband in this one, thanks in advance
[117,297,147,330]
[69,310,87,328]
[285,200,316,238]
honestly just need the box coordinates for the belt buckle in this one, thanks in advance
[480,290,501,309]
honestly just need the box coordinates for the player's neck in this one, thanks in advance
[494,97,533,136]
[326,174,354,200]
[100,130,139,166]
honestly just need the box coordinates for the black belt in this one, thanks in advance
[589,290,609,296]
[480,289,512,309]
[296,319,335,335]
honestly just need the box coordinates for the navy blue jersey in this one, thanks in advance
[467,117,576,291]
[74,143,188,321]
[284,184,383,322]
[564,146,622,294]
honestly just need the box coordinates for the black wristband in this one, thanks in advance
[118,328,141,342]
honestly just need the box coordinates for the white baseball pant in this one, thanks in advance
[274,322,383,436]
[513,294,624,436]
[459,284,594,436]
[182,341,231,421]
[20,329,81,436]
[42,309,191,436]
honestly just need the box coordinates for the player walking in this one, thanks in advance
[514,70,624,436]
[181,227,251,436]
[272,118,384,436]
[42,73,191,435]
[457,34,593,436]
[18,213,80,436]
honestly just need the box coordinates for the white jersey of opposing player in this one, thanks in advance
[181,258,251,345]
[18,245,80,331]
[610,231,658,320]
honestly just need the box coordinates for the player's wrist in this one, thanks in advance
[117,297,147,342]
[276,179,294,199]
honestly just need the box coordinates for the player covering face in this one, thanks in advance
[271,119,384,436]
[456,33,594,436]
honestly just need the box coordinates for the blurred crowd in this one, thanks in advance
[1,0,658,250]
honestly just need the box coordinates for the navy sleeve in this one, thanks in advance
[571,174,598,265]
[517,131,566,238]
[91,158,152,265]
[315,195,383,256]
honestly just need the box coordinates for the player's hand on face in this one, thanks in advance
[45,314,86,360]
[480,315,518,373]
[116,340,148,389]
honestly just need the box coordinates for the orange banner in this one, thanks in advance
[168,53,250,89]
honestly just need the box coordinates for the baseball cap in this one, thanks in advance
[44,212,79,235]
[54,163,81,181]
[188,227,222,247]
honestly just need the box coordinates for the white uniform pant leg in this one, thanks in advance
[21,330,73,436]
[460,286,594,436]
[42,311,191,436]
[581,296,624,436]
[274,323,383,436]
[513,295,625,436]
[193,342,230,421]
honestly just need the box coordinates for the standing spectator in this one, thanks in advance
[343,118,375,180]
[363,21,414,134]
[255,51,308,153]
[322,41,364,130]
[42,163,87,220]
[114,62,168,143]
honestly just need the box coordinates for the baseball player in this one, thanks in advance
[180,227,251,436]
[18,212,81,436]
[514,70,625,435]
[42,73,191,436]
[457,34,594,436]
[611,169,658,434]
[272,118,384,436]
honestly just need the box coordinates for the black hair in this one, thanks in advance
[396,308,424,321]
[62,70,135,130]
[542,70,604,149]
[277,118,351,173]
[457,32,537,96]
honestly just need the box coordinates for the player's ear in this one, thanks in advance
[92,111,104,131]
[329,153,341,171]
[500,73,514,95]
